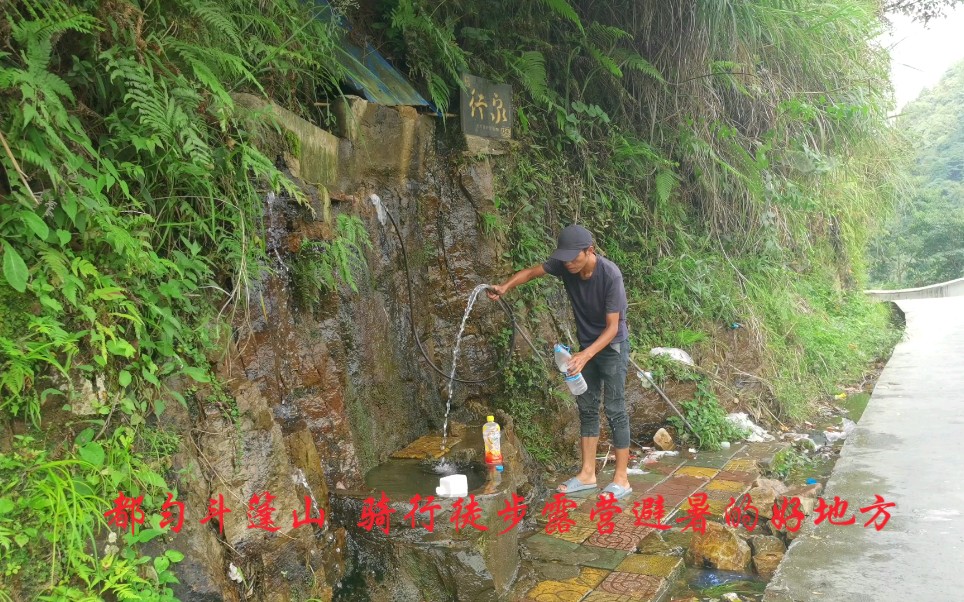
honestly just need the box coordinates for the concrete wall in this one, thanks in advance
[865,276,964,301]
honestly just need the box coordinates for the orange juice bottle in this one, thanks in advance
[482,416,503,466]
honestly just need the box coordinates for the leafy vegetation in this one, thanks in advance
[494,328,560,463]
[291,213,372,310]
[870,59,964,287]
[768,445,814,481]
[669,380,749,450]
[0,0,354,598]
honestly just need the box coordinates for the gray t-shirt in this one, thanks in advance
[543,255,629,348]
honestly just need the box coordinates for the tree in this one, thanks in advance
[886,0,964,23]
[871,60,964,286]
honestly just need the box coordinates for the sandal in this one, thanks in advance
[557,476,598,494]
[600,482,633,500]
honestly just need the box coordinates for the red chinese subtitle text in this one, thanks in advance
[104,491,326,536]
[103,491,895,536]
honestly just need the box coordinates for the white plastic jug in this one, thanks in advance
[436,474,468,498]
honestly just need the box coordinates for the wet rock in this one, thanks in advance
[61,373,108,416]
[654,427,675,450]
[331,486,521,602]
[161,95,528,600]
[233,93,338,223]
[786,482,823,500]
[685,522,752,571]
[459,158,495,209]
[750,535,786,578]
[749,478,788,519]
[637,531,684,556]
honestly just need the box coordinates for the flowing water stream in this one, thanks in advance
[441,283,491,451]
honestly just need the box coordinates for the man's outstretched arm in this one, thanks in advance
[486,264,546,301]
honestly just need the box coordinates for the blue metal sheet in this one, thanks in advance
[314,1,431,108]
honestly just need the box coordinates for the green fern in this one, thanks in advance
[655,170,678,204]
[535,0,584,32]
[615,50,665,83]
[508,51,552,106]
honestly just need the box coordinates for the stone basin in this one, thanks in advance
[331,416,525,601]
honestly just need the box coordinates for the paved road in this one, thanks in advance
[764,296,964,601]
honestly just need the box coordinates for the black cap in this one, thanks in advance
[549,225,593,262]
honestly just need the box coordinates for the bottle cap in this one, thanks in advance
[486,415,494,422]
[496,465,504,472]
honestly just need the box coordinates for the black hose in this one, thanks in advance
[378,199,517,384]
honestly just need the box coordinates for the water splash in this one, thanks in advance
[292,468,323,529]
[368,193,388,226]
[433,460,457,475]
[442,283,491,449]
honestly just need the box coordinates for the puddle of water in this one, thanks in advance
[363,458,488,499]
[667,567,767,600]
[841,392,871,421]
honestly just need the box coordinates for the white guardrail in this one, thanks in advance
[865,276,964,301]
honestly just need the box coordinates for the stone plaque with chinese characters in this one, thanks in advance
[460,73,512,140]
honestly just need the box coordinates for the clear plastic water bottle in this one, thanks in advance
[553,344,588,396]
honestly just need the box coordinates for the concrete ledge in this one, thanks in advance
[865,276,964,300]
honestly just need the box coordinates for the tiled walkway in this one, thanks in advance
[517,441,786,601]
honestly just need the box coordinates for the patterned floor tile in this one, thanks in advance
[723,458,758,473]
[644,460,684,475]
[523,566,610,602]
[704,478,748,493]
[581,592,641,602]
[715,470,758,484]
[579,547,631,571]
[597,571,665,599]
[614,554,683,578]
[674,466,720,480]
[585,528,648,551]
[667,474,710,488]
[627,471,666,487]
[707,499,730,518]
[684,450,736,469]
[547,526,594,544]
[702,489,740,503]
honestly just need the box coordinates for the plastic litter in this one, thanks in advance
[436,474,468,497]
[726,412,775,442]
[824,418,857,444]
[626,468,648,475]
[649,347,694,365]
[642,450,679,463]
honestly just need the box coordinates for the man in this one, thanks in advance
[487,224,632,499]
